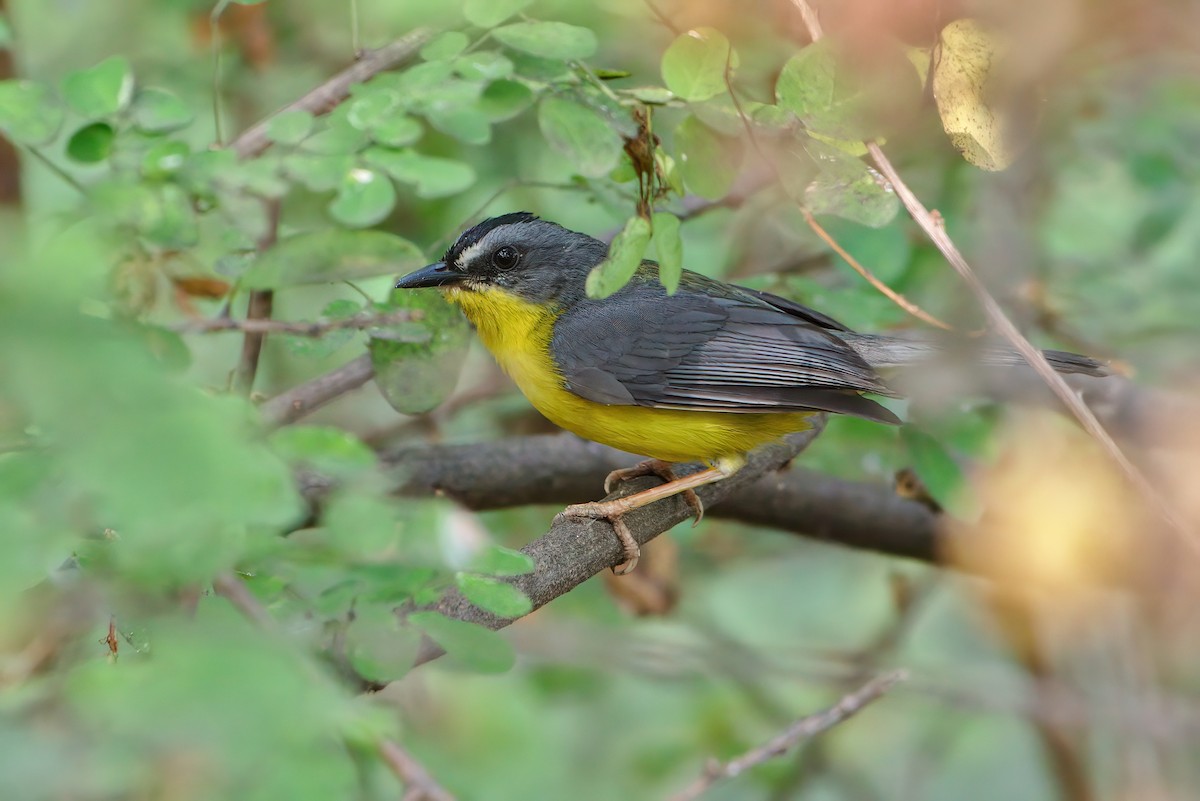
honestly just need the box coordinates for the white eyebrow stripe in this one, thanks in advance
[455,241,486,267]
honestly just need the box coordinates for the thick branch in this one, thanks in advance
[380,432,939,563]
[402,425,835,662]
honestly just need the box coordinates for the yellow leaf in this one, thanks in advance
[931,19,1021,171]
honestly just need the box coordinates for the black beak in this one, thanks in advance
[394,262,463,289]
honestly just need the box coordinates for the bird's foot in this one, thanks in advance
[558,499,642,575]
[603,459,705,526]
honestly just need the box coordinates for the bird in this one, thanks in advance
[395,212,1108,573]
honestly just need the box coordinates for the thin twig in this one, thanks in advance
[260,354,376,427]
[213,572,277,631]
[671,671,906,801]
[377,740,456,801]
[172,309,414,337]
[801,207,952,330]
[233,199,281,395]
[642,0,682,34]
[227,28,431,160]
[788,0,1197,556]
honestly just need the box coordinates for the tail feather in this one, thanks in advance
[835,333,1111,379]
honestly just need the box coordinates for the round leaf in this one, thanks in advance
[131,87,194,133]
[370,114,423,147]
[0,79,64,145]
[141,139,190,179]
[674,115,740,199]
[661,28,734,102]
[62,56,133,118]
[463,0,532,28]
[362,147,476,198]
[65,122,115,163]
[420,31,470,61]
[269,426,376,478]
[266,110,314,145]
[329,168,396,228]
[586,215,652,298]
[536,96,621,178]
[370,289,469,415]
[455,574,533,618]
[479,79,534,122]
[492,21,597,61]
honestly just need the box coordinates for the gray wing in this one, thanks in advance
[550,270,901,424]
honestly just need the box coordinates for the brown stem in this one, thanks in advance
[233,200,281,395]
[227,29,431,161]
[260,354,376,427]
[670,671,906,801]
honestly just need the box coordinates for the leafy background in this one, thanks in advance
[2,0,1199,799]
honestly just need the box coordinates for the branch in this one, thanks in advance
[377,432,939,564]
[173,309,414,337]
[260,354,376,427]
[404,424,837,664]
[786,0,1197,555]
[233,199,280,395]
[377,740,456,801]
[670,670,906,801]
[228,29,431,160]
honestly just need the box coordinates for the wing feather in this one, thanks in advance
[550,268,900,424]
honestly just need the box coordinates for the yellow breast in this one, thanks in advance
[446,287,814,464]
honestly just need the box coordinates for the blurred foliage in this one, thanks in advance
[1,0,1199,799]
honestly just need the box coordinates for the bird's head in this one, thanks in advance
[394,212,607,306]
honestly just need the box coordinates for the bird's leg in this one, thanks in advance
[559,466,729,575]
[603,459,705,524]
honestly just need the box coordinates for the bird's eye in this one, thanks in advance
[492,246,520,271]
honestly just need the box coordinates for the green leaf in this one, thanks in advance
[651,212,683,293]
[454,51,514,81]
[130,87,194,133]
[661,28,734,102]
[370,290,470,415]
[347,88,402,132]
[463,0,532,28]
[65,122,114,163]
[819,217,912,284]
[468,545,536,577]
[269,426,376,478]
[455,574,533,618]
[369,114,423,147]
[426,104,492,145]
[536,96,621,178]
[629,86,675,104]
[346,604,422,684]
[797,141,899,228]
[674,115,739,199]
[329,168,396,228]
[900,427,966,513]
[266,110,314,145]
[420,31,470,61]
[62,56,133,118]
[282,152,355,192]
[586,216,652,298]
[140,183,200,247]
[408,611,515,673]
[242,229,424,289]
[492,21,597,61]
[479,79,534,121]
[0,79,64,145]
[362,147,476,198]
[776,41,880,141]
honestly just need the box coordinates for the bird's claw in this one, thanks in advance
[560,501,641,574]
[604,459,705,526]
